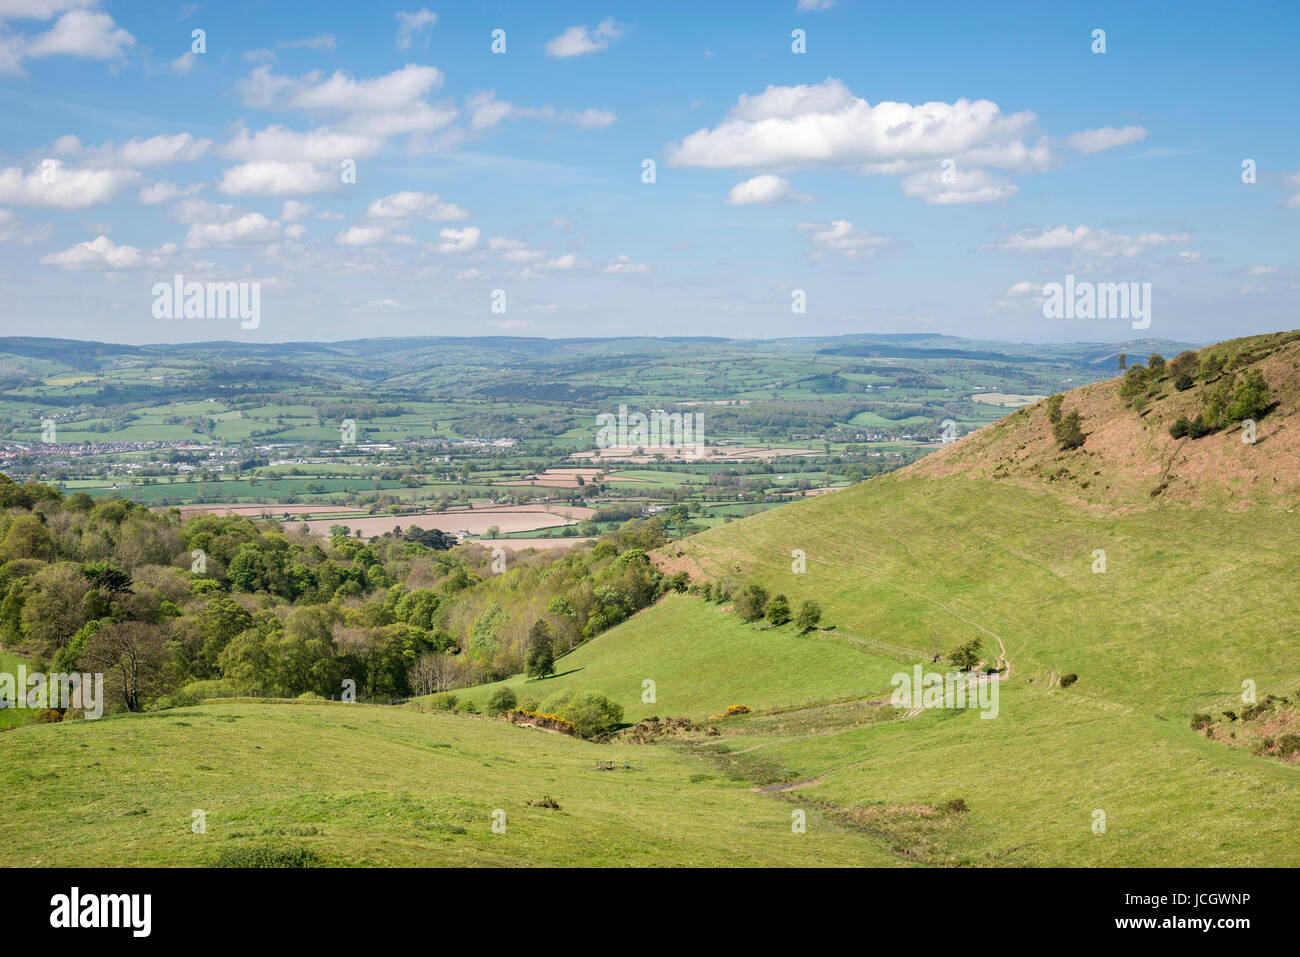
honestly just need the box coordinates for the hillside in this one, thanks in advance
[451,331,1300,864]
[909,330,1300,507]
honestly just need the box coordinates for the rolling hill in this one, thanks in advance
[5,332,1296,867]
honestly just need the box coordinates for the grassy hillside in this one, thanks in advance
[910,330,1300,506]
[0,700,899,867]
[445,593,903,723]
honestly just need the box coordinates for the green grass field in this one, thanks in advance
[0,700,899,867]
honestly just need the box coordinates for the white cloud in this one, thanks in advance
[365,190,468,222]
[138,180,201,205]
[466,90,616,130]
[995,224,1190,258]
[280,200,314,222]
[220,124,381,161]
[240,63,443,113]
[797,219,893,260]
[435,226,480,253]
[24,9,134,60]
[900,166,1018,205]
[40,234,173,270]
[335,226,389,246]
[545,18,623,57]
[603,254,649,274]
[1063,125,1148,155]
[395,8,436,50]
[185,212,281,249]
[171,51,196,73]
[666,78,1065,203]
[724,173,812,205]
[0,162,138,209]
[0,208,53,243]
[796,0,837,9]
[55,132,212,167]
[217,160,342,197]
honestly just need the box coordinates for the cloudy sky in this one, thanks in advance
[0,0,1296,345]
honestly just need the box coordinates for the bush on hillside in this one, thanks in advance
[1059,673,1078,688]
[764,594,792,626]
[795,599,822,633]
[733,583,769,622]
[1052,410,1086,450]
[487,687,517,717]
[425,692,457,711]
[539,690,624,739]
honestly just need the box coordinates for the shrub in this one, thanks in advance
[487,687,518,717]
[37,708,63,723]
[1169,417,1190,439]
[214,845,319,868]
[733,583,769,622]
[1045,393,1064,424]
[505,708,575,735]
[944,798,968,814]
[1059,673,1078,688]
[426,692,457,711]
[1169,350,1199,381]
[1052,410,1086,450]
[1190,713,1213,732]
[1118,365,1149,401]
[1147,353,1166,373]
[539,690,624,739]
[794,599,822,633]
[1173,373,1195,391]
[526,795,561,809]
[764,594,792,626]
[457,698,478,714]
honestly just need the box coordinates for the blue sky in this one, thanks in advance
[0,0,1296,345]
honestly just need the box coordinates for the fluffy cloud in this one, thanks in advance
[217,160,342,197]
[667,80,1044,170]
[724,173,812,205]
[40,234,173,270]
[26,8,131,54]
[365,191,468,222]
[662,79,1144,203]
[900,166,1018,204]
[54,132,212,167]
[798,219,893,260]
[435,226,480,254]
[545,19,623,57]
[239,63,443,113]
[138,180,202,205]
[220,124,381,161]
[0,162,138,209]
[466,91,616,130]
[1063,125,1148,155]
[395,8,436,50]
[995,224,1190,258]
[184,212,281,249]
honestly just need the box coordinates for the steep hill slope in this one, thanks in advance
[909,330,1300,507]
